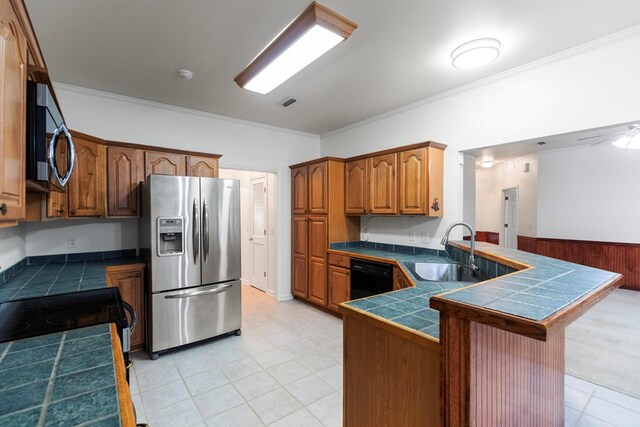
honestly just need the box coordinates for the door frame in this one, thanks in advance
[501,187,518,248]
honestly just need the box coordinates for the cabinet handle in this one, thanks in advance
[431,198,440,212]
[135,273,141,278]
[70,210,76,215]
[0,203,7,215]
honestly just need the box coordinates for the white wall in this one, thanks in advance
[33,84,320,300]
[0,224,26,271]
[475,154,538,237]
[538,143,640,243]
[219,168,278,297]
[25,219,138,256]
[321,27,640,245]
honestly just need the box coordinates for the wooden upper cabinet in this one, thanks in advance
[144,151,185,177]
[67,137,105,217]
[107,146,139,217]
[0,3,27,222]
[368,153,397,214]
[345,159,367,214]
[291,166,308,214]
[186,155,218,178]
[308,162,328,214]
[399,146,444,216]
[47,190,65,218]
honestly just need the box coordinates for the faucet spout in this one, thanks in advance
[440,222,479,273]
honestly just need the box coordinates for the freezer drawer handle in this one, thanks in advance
[193,198,199,264]
[202,199,210,262]
[164,284,232,299]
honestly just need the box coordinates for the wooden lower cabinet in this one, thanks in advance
[393,266,411,290]
[107,264,145,351]
[291,215,329,307]
[328,265,350,312]
[342,313,441,427]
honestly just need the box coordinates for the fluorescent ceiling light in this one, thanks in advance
[451,38,501,70]
[235,2,357,94]
[611,125,640,149]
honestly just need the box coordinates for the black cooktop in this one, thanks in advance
[0,288,128,343]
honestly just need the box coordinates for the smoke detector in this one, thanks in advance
[177,69,193,80]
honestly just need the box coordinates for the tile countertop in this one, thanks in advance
[0,324,123,426]
[334,241,620,341]
[0,257,142,303]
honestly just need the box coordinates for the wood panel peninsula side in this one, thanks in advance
[337,241,622,427]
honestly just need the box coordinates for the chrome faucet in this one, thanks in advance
[440,222,479,272]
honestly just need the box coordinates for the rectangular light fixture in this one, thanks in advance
[234,2,357,95]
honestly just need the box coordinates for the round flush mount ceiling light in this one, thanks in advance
[451,38,501,69]
[177,69,193,80]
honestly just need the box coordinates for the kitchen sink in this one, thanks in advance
[403,262,487,283]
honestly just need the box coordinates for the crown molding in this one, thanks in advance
[52,82,321,140]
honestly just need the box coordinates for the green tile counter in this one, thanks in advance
[0,324,125,426]
[0,257,141,303]
[331,241,517,340]
[337,240,623,426]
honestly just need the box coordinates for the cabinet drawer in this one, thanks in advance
[329,253,350,268]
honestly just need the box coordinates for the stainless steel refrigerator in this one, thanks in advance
[139,175,241,359]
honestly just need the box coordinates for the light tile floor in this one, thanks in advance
[130,285,640,427]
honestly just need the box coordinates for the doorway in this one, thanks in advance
[502,187,518,248]
[218,168,277,297]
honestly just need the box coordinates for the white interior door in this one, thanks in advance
[503,188,518,248]
[250,177,268,291]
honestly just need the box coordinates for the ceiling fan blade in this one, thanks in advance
[578,131,626,141]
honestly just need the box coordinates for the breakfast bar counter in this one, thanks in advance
[336,241,622,426]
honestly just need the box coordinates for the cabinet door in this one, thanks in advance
[107,146,139,217]
[144,151,185,177]
[292,216,308,298]
[345,159,367,214]
[291,166,308,214]
[329,265,350,312]
[399,148,426,214]
[67,138,105,217]
[186,155,218,178]
[108,267,145,350]
[308,216,328,306]
[0,6,27,222]
[393,266,406,290]
[368,153,397,214]
[426,146,444,217]
[308,162,328,214]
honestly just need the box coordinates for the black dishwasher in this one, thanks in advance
[350,259,393,299]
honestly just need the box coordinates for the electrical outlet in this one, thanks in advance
[409,232,416,242]
[68,237,78,248]
[421,232,429,243]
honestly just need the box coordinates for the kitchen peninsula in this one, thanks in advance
[337,241,622,426]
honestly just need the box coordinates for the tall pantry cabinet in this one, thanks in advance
[290,159,359,309]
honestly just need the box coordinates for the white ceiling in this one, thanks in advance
[25,0,640,135]
[464,120,640,167]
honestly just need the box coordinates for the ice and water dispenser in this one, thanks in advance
[157,217,184,256]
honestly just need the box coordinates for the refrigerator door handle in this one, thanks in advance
[192,198,199,264]
[203,199,210,263]
[164,283,232,299]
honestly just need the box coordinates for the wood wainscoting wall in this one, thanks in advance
[517,236,639,291]
[463,231,500,245]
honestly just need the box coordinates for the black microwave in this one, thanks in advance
[25,81,75,189]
